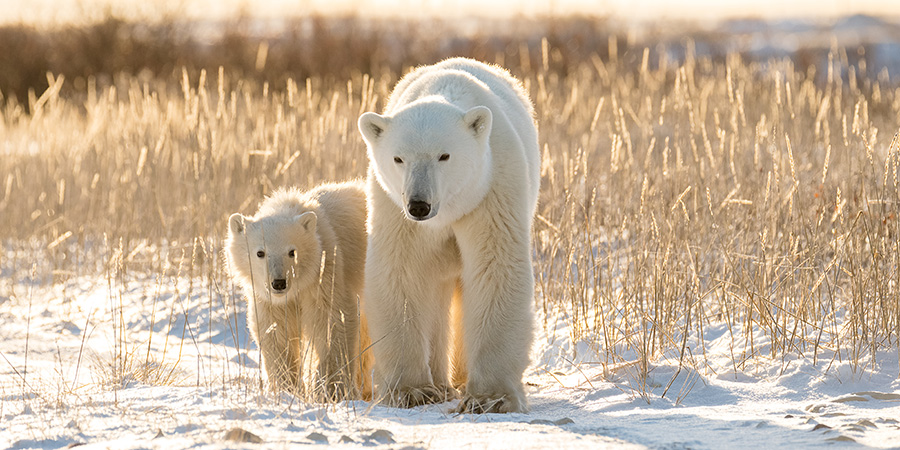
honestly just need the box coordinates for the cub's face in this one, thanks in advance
[225,211,319,304]
[358,102,493,227]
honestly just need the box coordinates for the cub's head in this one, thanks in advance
[225,211,320,303]
[358,101,493,226]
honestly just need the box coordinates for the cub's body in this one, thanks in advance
[225,181,372,399]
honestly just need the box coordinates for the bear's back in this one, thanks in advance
[431,58,535,121]
[309,181,368,287]
[434,59,539,197]
[386,58,533,129]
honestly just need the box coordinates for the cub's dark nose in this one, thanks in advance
[407,200,431,219]
[272,279,287,291]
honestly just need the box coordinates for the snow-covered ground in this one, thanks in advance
[1,267,899,449]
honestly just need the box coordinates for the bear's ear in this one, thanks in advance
[228,213,248,235]
[358,112,390,144]
[463,106,492,141]
[294,211,317,232]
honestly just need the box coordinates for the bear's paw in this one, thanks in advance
[385,385,457,408]
[455,392,527,414]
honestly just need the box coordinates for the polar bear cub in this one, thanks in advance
[358,58,539,413]
[225,181,372,399]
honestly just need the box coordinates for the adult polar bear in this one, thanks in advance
[358,58,539,413]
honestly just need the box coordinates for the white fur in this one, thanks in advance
[225,181,373,399]
[358,58,539,413]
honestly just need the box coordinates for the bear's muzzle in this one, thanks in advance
[407,200,432,220]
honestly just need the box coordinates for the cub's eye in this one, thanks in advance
[393,156,403,164]
[288,250,295,258]
[439,153,450,161]
[256,250,265,258]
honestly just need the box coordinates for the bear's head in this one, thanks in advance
[358,101,493,227]
[225,211,320,304]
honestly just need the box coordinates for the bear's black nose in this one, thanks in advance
[407,200,431,219]
[272,279,287,291]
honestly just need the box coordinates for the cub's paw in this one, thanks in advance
[321,379,349,402]
[386,385,457,408]
[454,392,527,414]
[270,373,304,396]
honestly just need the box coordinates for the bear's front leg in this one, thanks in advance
[452,207,534,414]
[364,220,455,407]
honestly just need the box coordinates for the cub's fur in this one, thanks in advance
[225,181,372,399]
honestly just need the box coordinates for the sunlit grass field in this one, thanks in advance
[1,17,898,400]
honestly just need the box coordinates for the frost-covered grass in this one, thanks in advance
[1,17,899,448]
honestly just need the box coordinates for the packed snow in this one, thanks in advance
[1,258,898,450]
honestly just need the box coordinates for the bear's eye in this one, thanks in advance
[256,250,265,258]
[288,250,295,258]
[393,156,403,164]
[439,153,450,161]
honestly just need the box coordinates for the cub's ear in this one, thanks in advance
[463,106,492,141]
[358,112,390,145]
[228,213,247,235]
[294,211,317,232]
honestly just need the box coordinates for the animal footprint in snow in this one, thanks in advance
[831,395,868,403]
[223,427,263,443]
[528,417,574,426]
[364,429,395,444]
[804,403,828,413]
[852,391,900,400]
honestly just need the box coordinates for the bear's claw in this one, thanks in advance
[386,385,457,408]
[454,393,525,414]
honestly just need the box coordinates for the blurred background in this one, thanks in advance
[4,0,900,22]
[1,0,899,104]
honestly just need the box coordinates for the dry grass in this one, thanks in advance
[532,45,900,385]
[0,17,898,402]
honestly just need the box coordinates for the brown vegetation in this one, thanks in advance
[1,16,898,395]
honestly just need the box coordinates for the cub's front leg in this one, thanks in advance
[305,292,357,400]
[250,300,302,393]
